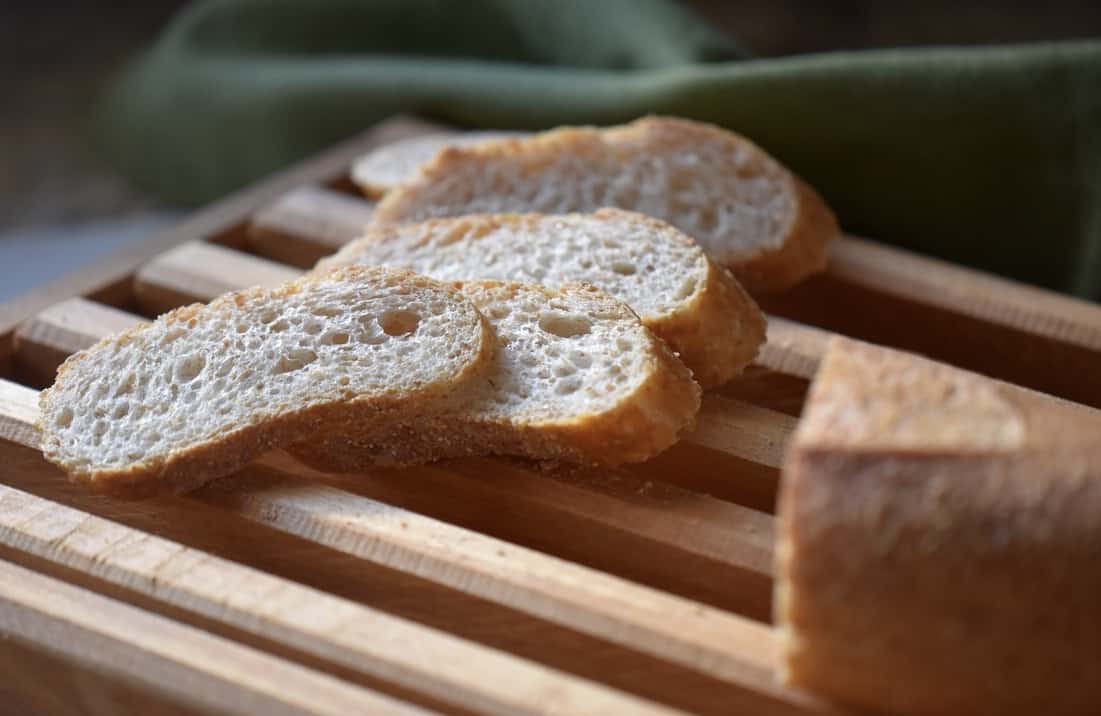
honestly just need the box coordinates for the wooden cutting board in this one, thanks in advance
[1,115,1099,716]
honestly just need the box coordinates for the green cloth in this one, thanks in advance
[97,0,1101,299]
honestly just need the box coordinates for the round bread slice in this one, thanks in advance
[350,130,526,198]
[371,116,840,293]
[291,280,702,472]
[38,266,491,498]
[318,209,765,387]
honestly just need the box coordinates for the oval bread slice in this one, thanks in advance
[351,130,526,198]
[291,280,702,472]
[38,266,491,498]
[372,116,840,293]
[318,209,765,387]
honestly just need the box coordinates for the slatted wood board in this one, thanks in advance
[2,115,1100,716]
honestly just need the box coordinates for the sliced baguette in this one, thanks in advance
[38,266,491,498]
[372,116,840,293]
[351,130,525,198]
[291,280,701,472]
[318,209,765,387]
[776,336,1101,715]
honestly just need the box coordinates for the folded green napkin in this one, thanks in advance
[97,0,1101,299]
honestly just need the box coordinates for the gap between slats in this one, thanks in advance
[0,381,839,716]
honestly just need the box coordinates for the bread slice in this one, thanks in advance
[38,266,491,499]
[776,336,1101,716]
[317,209,765,387]
[351,130,525,198]
[372,116,840,293]
[291,280,701,472]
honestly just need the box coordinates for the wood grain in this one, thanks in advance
[759,236,1101,408]
[0,380,837,715]
[0,483,684,716]
[134,241,298,317]
[248,186,377,268]
[0,557,435,716]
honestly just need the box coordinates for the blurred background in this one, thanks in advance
[4,0,1101,299]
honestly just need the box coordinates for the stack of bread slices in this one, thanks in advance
[40,116,840,498]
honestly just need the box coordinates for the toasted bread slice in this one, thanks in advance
[318,209,765,387]
[38,266,491,498]
[372,116,839,293]
[291,280,701,472]
[777,336,1101,715]
[351,130,525,198]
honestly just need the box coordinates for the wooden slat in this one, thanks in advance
[11,297,778,616]
[273,451,775,620]
[12,297,143,387]
[244,182,1101,409]
[0,557,435,716]
[0,483,685,716]
[0,115,444,365]
[0,380,836,716]
[249,186,377,268]
[135,241,299,317]
[760,236,1101,408]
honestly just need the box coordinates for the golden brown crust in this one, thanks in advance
[373,116,839,294]
[776,337,1101,715]
[732,176,838,294]
[290,280,701,472]
[37,266,493,499]
[657,259,765,387]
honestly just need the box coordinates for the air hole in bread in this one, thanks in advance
[320,331,349,345]
[311,305,342,317]
[611,261,637,276]
[380,309,421,336]
[258,309,278,324]
[270,319,290,333]
[175,354,206,383]
[539,312,591,338]
[272,348,317,374]
[555,378,582,395]
[675,277,698,300]
[55,407,74,429]
[113,374,135,397]
[304,320,323,335]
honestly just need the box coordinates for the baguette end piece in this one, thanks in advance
[776,336,1101,716]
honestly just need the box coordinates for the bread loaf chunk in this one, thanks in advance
[776,336,1101,716]
[372,116,839,293]
[38,266,491,498]
[319,209,765,387]
[351,130,525,198]
[292,280,701,471]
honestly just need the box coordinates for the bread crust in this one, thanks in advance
[320,208,765,387]
[373,116,840,293]
[37,266,492,498]
[291,280,701,472]
[776,337,1101,715]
